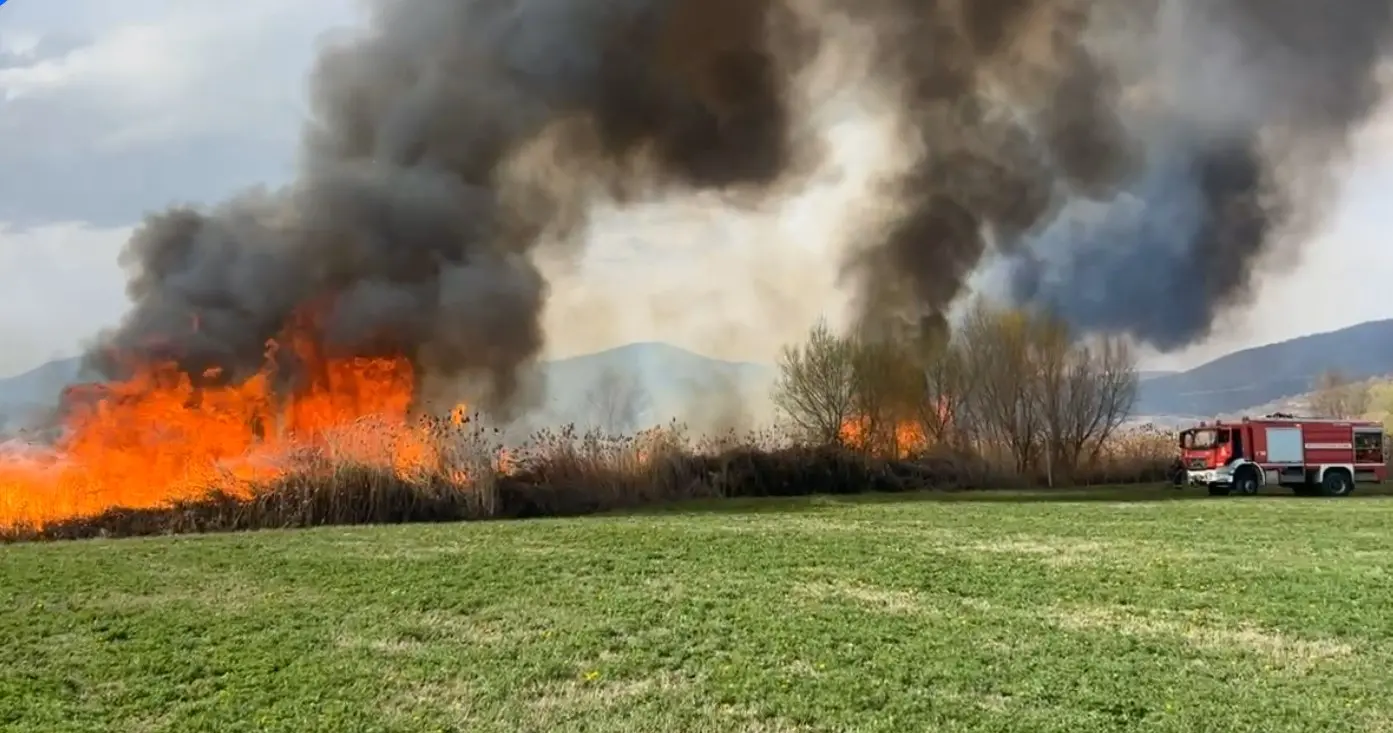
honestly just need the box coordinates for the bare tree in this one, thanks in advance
[1031,314,1074,486]
[1309,369,1371,419]
[958,301,1045,474]
[1079,335,1140,466]
[1038,331,1139,482]
[584,366,650,435]
[773,301,1145,482]
[772,319,858,445]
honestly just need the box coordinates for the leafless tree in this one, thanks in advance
[958,301,1045,474]
[772,319,858,445]
[583,366,650,435]
[1038,330,1139,483]
[952,299,1139,481]
[1309,369,1371,419]
[773,302,1140,477]
[1031,315,1073,485]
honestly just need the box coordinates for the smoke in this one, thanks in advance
[839,0,1139,342]
[86,0,1393,419]
[822,0,1393,349]
[90,0,813,410]
[992,0,1393,349]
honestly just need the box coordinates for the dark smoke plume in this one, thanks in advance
[994,0,1393,349]
[839,0,1139,341]
[91,0,809,408]
[89,0,1393,410]
[847,0,1393,349]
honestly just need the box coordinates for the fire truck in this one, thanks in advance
[1175,414,1386,497]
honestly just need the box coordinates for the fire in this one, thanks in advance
[0,308,458,529]
[838,397,951,458]
[838,416,928,458]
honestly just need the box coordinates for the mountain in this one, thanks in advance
[0,356,84,406]
[0,356,88,430]
[1137,319,1393,417]
[0,343,777,433]
[525,342,776,430]
[9,319,1393,431]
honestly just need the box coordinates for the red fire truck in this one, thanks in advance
[1175,414,1386,496]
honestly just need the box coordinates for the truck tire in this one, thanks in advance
[1208,484,1230,496]
[1321,469,1354,497]
[1233,468,1260,496]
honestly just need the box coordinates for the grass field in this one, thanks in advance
[5,487,1393,732]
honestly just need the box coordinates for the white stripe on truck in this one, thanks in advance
[1304,442,1352,450]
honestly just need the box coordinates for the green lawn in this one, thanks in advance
[4,487,1393,732]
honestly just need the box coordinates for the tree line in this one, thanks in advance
[772,300,1139,485]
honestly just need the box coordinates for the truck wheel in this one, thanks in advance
[1321,470,1354,497]
[1233,469,1260,496]
[1208,484,1230,496]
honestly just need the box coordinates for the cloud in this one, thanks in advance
[0,2,368,374]
[0,0,361,225]
[0,1,359,144]
[0,222,129,376]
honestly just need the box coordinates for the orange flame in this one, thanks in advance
[0,307,458,528]
[838,416,927,458]
[838,397,950,458]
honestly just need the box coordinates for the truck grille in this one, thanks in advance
[1187,458,1209,470]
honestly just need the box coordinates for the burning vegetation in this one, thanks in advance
[1,300,1178,542]
[0,305,463,528]
[777,300,1144,483]
[4,0,1392,538]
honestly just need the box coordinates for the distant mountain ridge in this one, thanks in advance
[5,320,1393,430]
[0,357,91,430]
[1137,319,1393,417]
[522,342,776,430]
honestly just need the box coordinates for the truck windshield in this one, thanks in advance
[1183,429,1226,449]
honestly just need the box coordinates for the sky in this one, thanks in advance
[0,0,1391,378]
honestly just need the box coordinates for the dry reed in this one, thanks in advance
[2,418,1177,542]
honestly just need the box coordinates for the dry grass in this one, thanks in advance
[2,418,1177,542]
[1090,423,1181,483]
[1048,604,1356,671]
[797,580,932,615]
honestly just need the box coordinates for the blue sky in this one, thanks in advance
[0,0,1390,377]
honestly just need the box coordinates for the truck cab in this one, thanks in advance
[1179,425,1236,471]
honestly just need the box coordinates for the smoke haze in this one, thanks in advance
[87,0,1393,416]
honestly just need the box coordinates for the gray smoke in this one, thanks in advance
[91,0,806,409]
[838,0,1137,342]
[846,0,1393,349]
[88,0,1393,414]
[996,0,1393,349]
